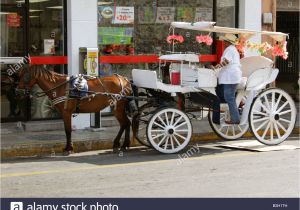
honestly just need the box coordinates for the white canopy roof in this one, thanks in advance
[170,22,288,42]
[170,21,215,31]
[159,54,199,62]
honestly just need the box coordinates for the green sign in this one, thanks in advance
[98,27,133,45]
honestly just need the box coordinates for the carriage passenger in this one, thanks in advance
[209,34,242,125]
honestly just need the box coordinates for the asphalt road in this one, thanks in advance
[1,136,299,198]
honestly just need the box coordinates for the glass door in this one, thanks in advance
[1,1,29,122]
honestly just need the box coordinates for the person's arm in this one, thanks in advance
[208,58,230,70]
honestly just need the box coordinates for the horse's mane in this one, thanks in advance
[28,65,61,83]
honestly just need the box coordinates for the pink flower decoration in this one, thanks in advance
[166,35,184,44]
[272,41,288,60]
[196,35,213,46]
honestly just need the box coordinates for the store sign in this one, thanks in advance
[138,7,155,24]
[98,27,133,45]
[7,13,20,27]
[98,6,114,24]
[113,7,134,24]
[156,7,175,23]
[87,48,98,77]
[44,39,55,54]
[194,8,213,22]
[177,7,194,22]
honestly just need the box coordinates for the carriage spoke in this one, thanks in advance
[170,136,175,150]
[176,129,189,133]
[174,132,186,140]
[151,133,165,140]
[170,112,175,125]
[279,118,292,123]
[258,100,270,114]
[225,126,229,136]
[274,94,283,111]
[278,109,292,115]
[261,121,271,139]
[175,121,187,129]
[153,121,165,129]
[276,101,289,113]
[158,115,167,127]
[253,110,268,117]
[270,122,274,141]
[254,118,269,132]
[237,125,243,132]
[271,92,275,110]
[173,116,183,127]
[164,137,169,150]
[232,126,235,136]
[157,135,168,146]
[172,134,181,146]
[275,121,287,133]
[273,121,281,139]
[151,130,165,133]
[165,112,170,125]
[252,117,269,123]
[263,95,271,111]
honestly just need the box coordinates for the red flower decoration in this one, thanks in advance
[166,35,184,44]
[195,35,213,46]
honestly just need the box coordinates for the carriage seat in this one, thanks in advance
[233,56,274,90]
[132,69,198,93]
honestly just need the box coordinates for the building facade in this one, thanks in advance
[1,0,297,128]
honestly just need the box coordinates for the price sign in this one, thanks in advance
[194,8,213,22]
[156,7,175,23]
[113,7,134,24]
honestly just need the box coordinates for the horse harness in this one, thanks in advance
[32,74,130,113]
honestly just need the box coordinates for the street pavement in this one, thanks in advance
[1,135,299,198]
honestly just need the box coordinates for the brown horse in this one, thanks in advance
[17,65,132,154]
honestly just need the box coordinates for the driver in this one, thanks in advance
[210,34,242,125]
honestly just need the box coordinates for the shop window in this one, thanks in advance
[216,0,236,27]
[29,0,65,119]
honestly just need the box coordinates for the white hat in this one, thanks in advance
[219,34,238,45]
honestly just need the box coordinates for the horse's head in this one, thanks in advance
[16,67,37,96]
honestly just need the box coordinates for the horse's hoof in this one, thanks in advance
[113,148,119,153]
[63,150,73,156]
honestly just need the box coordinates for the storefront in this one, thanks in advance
[1,0,66,122]
[1,0,241,124]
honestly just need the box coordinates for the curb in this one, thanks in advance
[1,128,299,160]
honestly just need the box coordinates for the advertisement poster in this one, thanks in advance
[177,7,194,22]
[7,13,20,27]
[113,6,134,24]
[98,6,114,24]
[138,7,155,24]
[155,7,175,23]
[43,39,55,54]
[98,27,133,45]
[194,8,213,22]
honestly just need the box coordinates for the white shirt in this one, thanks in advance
[218,45,242,84]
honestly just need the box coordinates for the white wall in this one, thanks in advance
[67,0,98,129]
[239,0,262,56]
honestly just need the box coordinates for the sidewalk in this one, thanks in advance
[1,105,299,159]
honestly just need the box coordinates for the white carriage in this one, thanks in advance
[131,22,297,154]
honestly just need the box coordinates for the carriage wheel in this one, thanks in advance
[249,88,296,145]
[208,105,249,140]
[147,108,192,154]
[132,102,157,147]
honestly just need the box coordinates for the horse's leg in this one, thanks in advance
[112,102,131,152]
[63,112,73,154]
